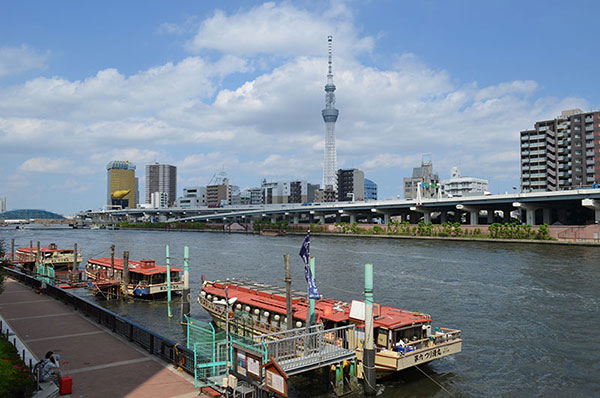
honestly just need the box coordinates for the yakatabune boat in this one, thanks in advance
[86,257,183,298]
[15,243,82,272]
[198,279,462,377]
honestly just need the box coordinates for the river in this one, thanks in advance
[1,227,599,397]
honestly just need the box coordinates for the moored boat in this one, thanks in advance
[86,257,184,298]
[198,279,462,378]
[15,243,82,272]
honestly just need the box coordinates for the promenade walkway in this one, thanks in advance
[0,278,199,398]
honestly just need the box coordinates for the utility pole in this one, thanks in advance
[110,245,115,279]
[284,254,293,330]
[181,246,190,321]
[123,251,129,296]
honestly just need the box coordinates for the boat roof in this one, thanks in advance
[88,257,183,275]
[17,245,74,253]
[203,279,431,330]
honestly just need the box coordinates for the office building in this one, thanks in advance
[337,169,365,201]
[176,186,206,208]
[146,163,177,207]
[106,161,136,209]
[0,197,6,213]
[403,156,440,200]
[314,185,337,203]
[441,166,488,197]
[520,109,600,192]
[364,179,378,200]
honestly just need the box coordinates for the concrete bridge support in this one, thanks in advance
[456,204,479,225]
[410,206,431,223]
[440,211,447,224]
[513,202,537,225]
[582,199,600,223]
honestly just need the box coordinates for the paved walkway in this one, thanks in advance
[0,279,200,398]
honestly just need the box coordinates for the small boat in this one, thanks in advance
[259,229,286,236]
[86,257,183,298]
[15,243,82,273]
[198,279,462,378]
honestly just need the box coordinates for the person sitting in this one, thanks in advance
[40,351,61,383]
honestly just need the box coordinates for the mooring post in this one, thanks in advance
[363,263,376,395]
[71,243,77,275]
[10,238,14,262]
[36,241,40,265]
[284,254,293,330]
[123,251,129,296]
[166,245,172,318]
[181,246,190,321]
[110,245,115,279]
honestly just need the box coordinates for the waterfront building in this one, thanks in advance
[261,180,290,204]
[442,166,488,197]
[106,161,136,209]
[229,184,241,206]
[337,169,365,201]
[0,197,5,213]
[150,192,169,208]
[206,179,230,207]
[322,36,339,193]
[177,186,207,208]
[403,156,440,200]
[364,179,378,200]
[520,109,600,192]
[145,163,177,207]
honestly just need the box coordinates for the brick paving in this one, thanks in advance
[0,279,200,398]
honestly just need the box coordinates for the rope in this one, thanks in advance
[397,350,454,396]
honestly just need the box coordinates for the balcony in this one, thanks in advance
[586,133,594,140]
[586,124,594,131]
[586,141,594,148]
[531,165,546,171]
[585,116,594,123]
[522,165,530,171]
[522,173,530,178]
[521,150,530,156]
[546,136,555,145]
[521,143,529,148]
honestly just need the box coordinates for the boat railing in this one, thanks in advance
[2,266,195,376]
[198,296,283,335]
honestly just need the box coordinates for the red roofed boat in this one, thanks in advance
[86,257,183,298]
[199,279,462,377]
[15,243,82,272]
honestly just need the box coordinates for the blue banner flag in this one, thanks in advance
[299,231,310,281]
[299,232,319,299]
[307,267,320,300]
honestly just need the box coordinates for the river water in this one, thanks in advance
[1,227,599,397]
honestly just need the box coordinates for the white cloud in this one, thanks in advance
[19,157,78,174]
[0,45,48,78]
[185,2,373,57]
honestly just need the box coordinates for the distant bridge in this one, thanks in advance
[79,189,600,226]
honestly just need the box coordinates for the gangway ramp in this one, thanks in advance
[254,324,356,376]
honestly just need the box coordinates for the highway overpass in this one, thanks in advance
[79,189,600,226]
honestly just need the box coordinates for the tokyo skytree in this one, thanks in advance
[322,35,339,191]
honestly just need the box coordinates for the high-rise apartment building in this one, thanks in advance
[145,163,177,207]
[106,161,136,209]
[520,109,600,192]
[337,169,365,202]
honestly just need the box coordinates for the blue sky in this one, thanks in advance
[1,0,599,215]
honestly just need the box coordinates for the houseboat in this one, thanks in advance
[86,257,184,298]
[15,243,82,272]
[198,279,462,378]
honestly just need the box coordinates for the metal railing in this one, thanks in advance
[2,266,195,376]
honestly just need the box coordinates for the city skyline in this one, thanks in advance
[1,1,600,215]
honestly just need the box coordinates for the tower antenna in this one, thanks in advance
[321,35,339,193]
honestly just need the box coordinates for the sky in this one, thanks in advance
[1,0,599,216]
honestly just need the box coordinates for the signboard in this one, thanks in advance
[263,359,288,397]
[232,344,263,380]
[349,300,380,321]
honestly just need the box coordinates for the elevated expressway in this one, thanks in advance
[81,189,600,227]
